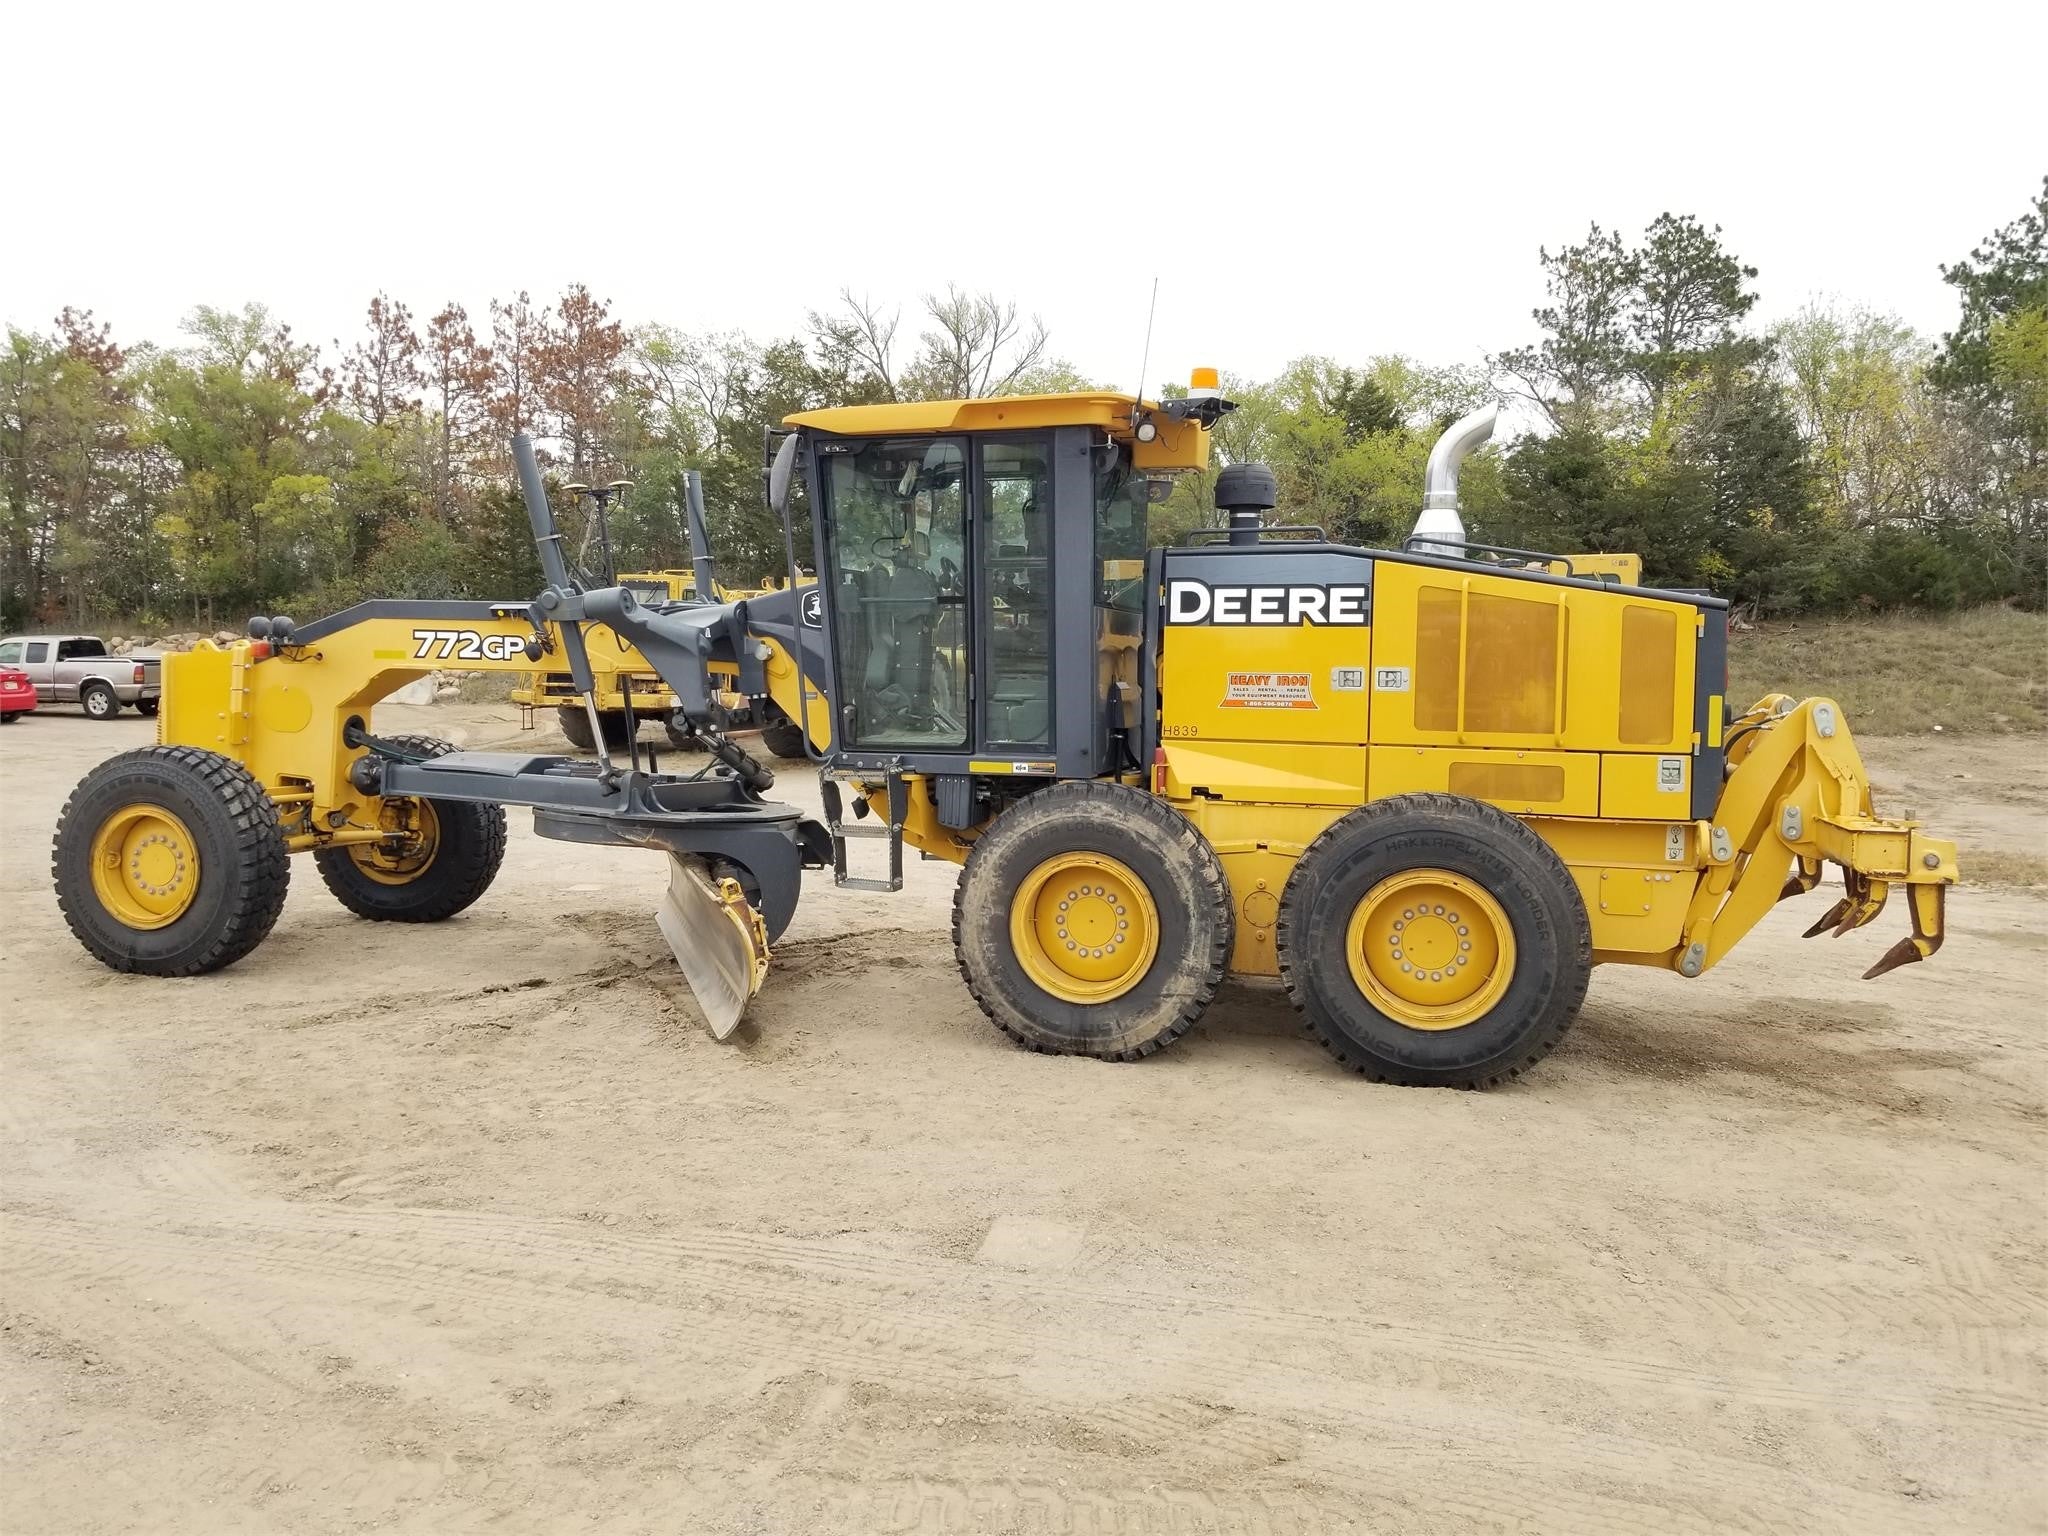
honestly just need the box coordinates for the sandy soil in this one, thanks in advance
[2,705,2043,1534]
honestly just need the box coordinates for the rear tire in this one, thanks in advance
[953,781,1233,1060]
[1,713,18,724]
[315,735,506,922]
[1276,793,1591,1087]
[81,682,119,720]
[52,745,291,974]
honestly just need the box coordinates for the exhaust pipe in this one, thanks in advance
[1412,404,1498,556]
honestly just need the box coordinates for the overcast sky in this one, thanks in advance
[4,0,2042,398]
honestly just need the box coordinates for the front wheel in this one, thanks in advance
[81,682,119,720]
[953,781,1233,1060]
[52,745,291,974]
[314,735,506,922]
[1276,793,1591,1087]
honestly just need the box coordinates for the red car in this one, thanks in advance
[0,666,36,723]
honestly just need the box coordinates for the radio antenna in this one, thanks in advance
[1130,275,1159,426]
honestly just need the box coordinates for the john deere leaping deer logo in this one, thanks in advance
[800,589,824,628]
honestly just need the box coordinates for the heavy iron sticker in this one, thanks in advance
[1220,670,1318,710]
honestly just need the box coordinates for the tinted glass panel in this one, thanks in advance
[981,439,1052,748]
[819,439,968,748]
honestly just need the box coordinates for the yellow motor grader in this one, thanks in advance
[51,378,1956,1083]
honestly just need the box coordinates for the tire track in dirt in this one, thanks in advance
[3,1187,2026,1533]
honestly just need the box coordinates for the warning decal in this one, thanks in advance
[1220,671,1317,710]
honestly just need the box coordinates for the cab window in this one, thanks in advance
[818,438,969,749]
[0,642,20,665]
[25,642,48,664]
[980,437,1053,748]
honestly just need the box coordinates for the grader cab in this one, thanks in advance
[52,377,1957,1085]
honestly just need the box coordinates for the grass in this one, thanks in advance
[1728,606,2047,735]
[1958,848,2048,888]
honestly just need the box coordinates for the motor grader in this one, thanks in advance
[52,377,1957,1084]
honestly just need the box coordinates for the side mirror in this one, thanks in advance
[768,432,800,520]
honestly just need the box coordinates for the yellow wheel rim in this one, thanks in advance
[90,802,201,930]
[1345,869,1516,1031]
[348,799,441,886]
[1010,852,1160,1005]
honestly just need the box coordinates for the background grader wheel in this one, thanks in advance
[758,712,808,761]
[51,745,290,975]
[1276,793,1591,1088]
[314,734,506,922]
[556,707,634,752]
[952,780,1233,1060]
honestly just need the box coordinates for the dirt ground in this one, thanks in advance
[2,703,2043,1534]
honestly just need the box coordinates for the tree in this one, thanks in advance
[541,284,629,482]
[1928,178,2047,598]
[422,303,491,518]
[487,290,549,451]
[809,290,901,402]
[1495,223,1637,428]
[341,294,423,427]
[1628,214,1759,416]
[901,286,1051,399]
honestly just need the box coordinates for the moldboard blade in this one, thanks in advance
[655,855,769,1040]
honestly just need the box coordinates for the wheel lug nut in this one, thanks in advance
[1457,926,1469,937]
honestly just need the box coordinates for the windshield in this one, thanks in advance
[818,438,968,749]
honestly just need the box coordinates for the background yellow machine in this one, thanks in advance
[510,471,814,757]
[51,379,1956,1085]
[511,567,811,756]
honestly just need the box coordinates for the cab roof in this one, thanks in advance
[784,392,1152,439]
[783,391,1215,472]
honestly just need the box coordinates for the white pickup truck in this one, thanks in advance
[0,635,162,720]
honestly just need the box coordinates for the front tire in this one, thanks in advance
[953,781,1232,1060]
[314,735,506,922]
[52,745,291,974]
[81,682,119,720]
[1276,793,1591,1087]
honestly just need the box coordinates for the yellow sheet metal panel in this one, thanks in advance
[162,646,236,757]
[1367,746,1599,817]
[1618,605,1681,745]
[1460,589,1562,735]
[1566,552,1642,584]
[1599,752,1696,820]
[1525,815,1702,870]
[1158,621,1371,747]
[1172,799,1346,978]
[1162,742,1365,806]
[1575,866,1692,953]
[1371,560,1697,754]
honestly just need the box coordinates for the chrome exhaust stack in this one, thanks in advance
[1412,404,1498,556]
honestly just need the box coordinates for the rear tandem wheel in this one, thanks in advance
[1275,793,1592,1087]
[314,734,506,922]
